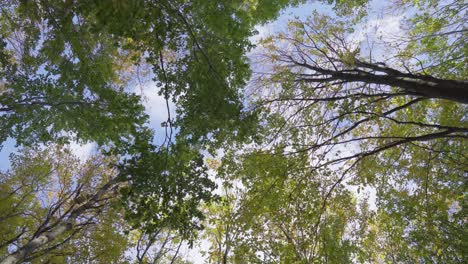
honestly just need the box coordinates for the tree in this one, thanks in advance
[0,1,303,262]
[0,146,208,264]
[203,149,374,263]
[251,1,466,201]
[207,0,467,261]
[0,146,127,263]
[202,190,240,264]
[2,0,466,262]
[0,0,302,148]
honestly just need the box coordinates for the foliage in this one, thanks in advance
[0,0,305,262]
[119,141,218,243]
[1,0,467,263]
[203,150,369,263]
[0,0,301,148]
[0,146,204,263]
[201,0,467,263]
[0,146,129,263]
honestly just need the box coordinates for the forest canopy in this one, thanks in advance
[0,0,466,263]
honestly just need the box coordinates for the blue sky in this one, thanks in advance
[0,138,16,170]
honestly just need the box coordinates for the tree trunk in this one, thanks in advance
[338,70,468,104]
[297,60,468,104]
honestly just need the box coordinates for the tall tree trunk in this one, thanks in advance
[336,70,468,104]
[296,60,468,104]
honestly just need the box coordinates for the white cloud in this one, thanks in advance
[68,141,96,161]
[348,14,404,46]
[249,24,274,45]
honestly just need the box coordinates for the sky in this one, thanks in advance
[0,0,408,262]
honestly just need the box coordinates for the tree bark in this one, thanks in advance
[296,60,468,104]
[335,70,468,104]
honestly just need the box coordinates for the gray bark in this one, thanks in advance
[295,60,468,104]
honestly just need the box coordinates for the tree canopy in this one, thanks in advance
[202,0,467,262]
[0,0,467,263]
